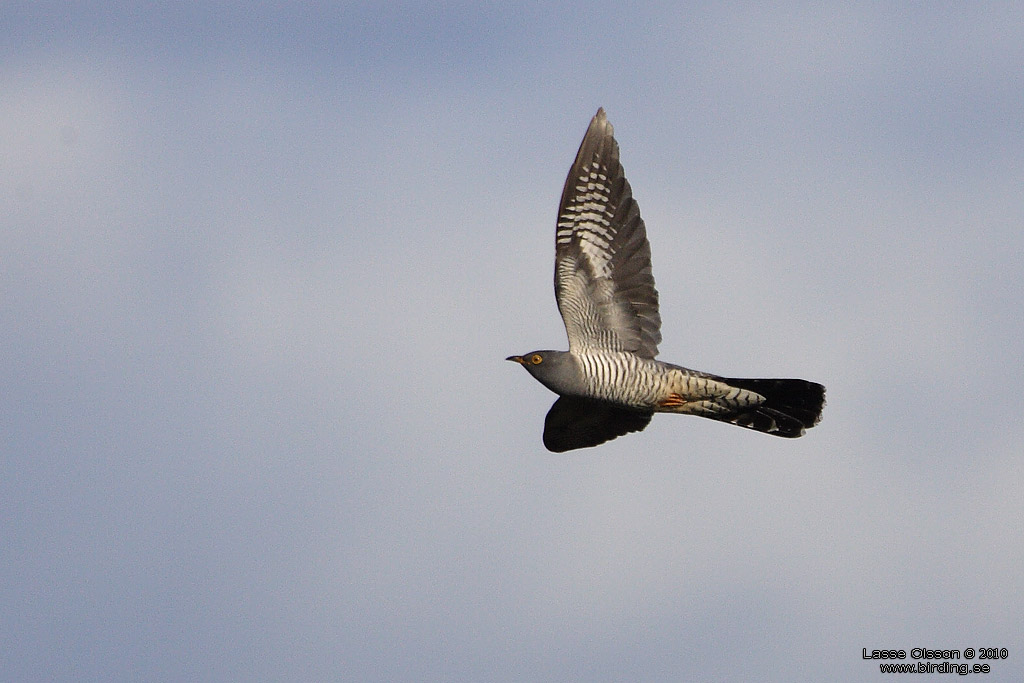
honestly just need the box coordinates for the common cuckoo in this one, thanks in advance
[508,108,825,452]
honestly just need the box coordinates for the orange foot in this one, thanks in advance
[658,393,687,408]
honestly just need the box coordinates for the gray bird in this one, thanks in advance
[508,108,825,452]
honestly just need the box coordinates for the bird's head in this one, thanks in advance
[506,350,581,395]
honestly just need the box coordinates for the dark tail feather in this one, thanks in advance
[716,377,826,438]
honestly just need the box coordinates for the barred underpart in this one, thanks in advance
[574,351,823,438]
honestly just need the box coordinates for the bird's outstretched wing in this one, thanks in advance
[543,396,653,453]
[554,108,661,358]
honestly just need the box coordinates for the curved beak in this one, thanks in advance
[505,355,525,364]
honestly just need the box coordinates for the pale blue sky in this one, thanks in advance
[3,3,1023,681]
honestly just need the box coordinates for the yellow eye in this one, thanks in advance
[530,354,543,365]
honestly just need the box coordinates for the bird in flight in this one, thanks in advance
[507,108,825,452]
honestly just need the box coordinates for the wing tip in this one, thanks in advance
[589,107,611,138]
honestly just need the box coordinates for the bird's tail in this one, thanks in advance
[712,377,826,438]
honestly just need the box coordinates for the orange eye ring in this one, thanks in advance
[530,354,543,365]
